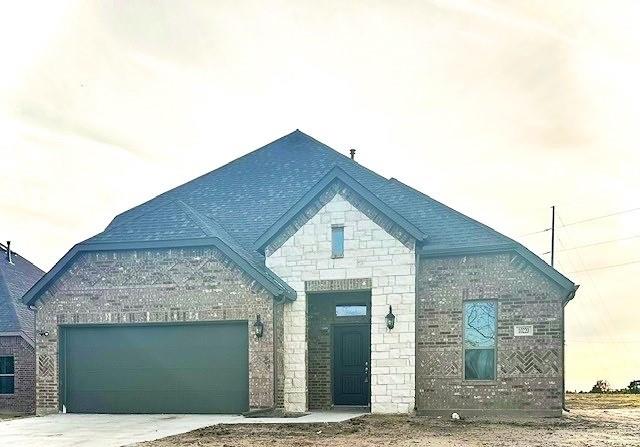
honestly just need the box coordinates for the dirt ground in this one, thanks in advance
[139,395,640,447]
[566,392,640,410]
[0,414,23,420]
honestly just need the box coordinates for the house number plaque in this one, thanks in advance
[514,325,534,336]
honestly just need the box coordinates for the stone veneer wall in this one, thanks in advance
[0,336,35,414]
[266,193,416,413]
[34,247,277,415]
[416,252,565,416]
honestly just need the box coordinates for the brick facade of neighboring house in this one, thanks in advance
[0,336,36,414]
[33,247,281,415]
[0,243,43,414]
[23,131,577,417]
[416,253,565,416]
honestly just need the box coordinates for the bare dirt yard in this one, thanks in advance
[0,414,24,421]
[566,392,640,410]
[138,395,640,447]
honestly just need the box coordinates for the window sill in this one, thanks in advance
[331,255,344,259]
[461,380,498,386]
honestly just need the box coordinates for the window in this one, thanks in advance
[336,305,367,317]
[0,356,14,394]
[331,225,344,258]
[463,301,497,381]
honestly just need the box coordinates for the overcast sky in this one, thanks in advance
[1,0,639,391]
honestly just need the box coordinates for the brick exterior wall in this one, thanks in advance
[266,193,416,413]
[416,252,565,416]
[33,247,279,415]
[0,336,35,414]
[274,300,286,409]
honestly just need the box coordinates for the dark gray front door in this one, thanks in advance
[333,324,370,406]
[59,322,249,414]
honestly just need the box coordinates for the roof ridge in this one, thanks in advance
[154,202,295,295]
[176,201,225,239]
[297,131,396,186]
[107,130,303,230]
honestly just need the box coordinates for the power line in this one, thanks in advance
[559,207,640,228]
[558,234,612,350]
[567,259,640,273]
[519,206,640,237]
[555,222,621,363]
[539,233,640,256]
[520,228,550,237]
[555,234,640,252]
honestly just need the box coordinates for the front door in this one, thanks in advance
[333,324,370,406]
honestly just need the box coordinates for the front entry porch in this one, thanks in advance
[307,291,372,410]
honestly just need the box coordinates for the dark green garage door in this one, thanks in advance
[60,322,249,414]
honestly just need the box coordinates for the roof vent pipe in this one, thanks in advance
[350,148,356,160]
[6,241,13,264]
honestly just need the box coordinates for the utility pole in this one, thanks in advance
[551,205,556,267]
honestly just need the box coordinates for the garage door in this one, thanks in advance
[59,322,249,414]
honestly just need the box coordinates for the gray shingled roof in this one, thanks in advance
[0,244,44,342]
[24,130,575,304]
[102,130,510,249]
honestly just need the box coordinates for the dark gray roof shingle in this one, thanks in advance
[104,130,512,251]
[0,244,44,341]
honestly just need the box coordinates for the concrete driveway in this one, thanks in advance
[0,411,365,447]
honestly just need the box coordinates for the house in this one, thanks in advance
[23,130,578,416]
[1,242,44,414]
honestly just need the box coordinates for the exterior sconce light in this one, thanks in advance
[253,314,264,338]
[385,305,395,330]
[39,331,50,337]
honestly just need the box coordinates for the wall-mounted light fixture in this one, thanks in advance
[39,331,49,337]
[385,305,395,330]
[253,314,264,338]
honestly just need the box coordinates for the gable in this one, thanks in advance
[35,246,276,302]
[23,240,296,307]
[269,192,416,258]
[418,243,577,299]
[256,167,426,256]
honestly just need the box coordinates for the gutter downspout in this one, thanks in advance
[414,248,420,413]
[562,285,579,413]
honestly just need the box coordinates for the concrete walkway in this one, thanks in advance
[0,411,365,447]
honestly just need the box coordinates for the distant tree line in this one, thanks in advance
[565,379,640,394]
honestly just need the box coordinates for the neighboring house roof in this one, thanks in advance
[0,243,44,344]
[23,130,576,305]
